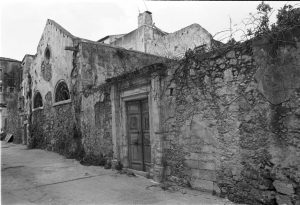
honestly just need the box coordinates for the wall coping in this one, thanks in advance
[53,99,72,107]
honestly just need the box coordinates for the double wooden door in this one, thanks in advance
[127,99,151,171]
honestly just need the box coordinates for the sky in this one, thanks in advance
[0,0,299,61]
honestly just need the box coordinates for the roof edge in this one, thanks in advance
[21,54,35,63]
[47,19,76,39]
[0,57,21,63]
[77,38,173,60]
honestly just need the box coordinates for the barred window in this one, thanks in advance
[55,81,70,102]
[33,92,43,108]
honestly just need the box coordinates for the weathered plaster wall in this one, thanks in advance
[111,24,212,60]
[77,41,167,160]
[31,20,74,99]
[148,24,212,59]
[111,26,165,52]
[28,20,82,157]
[160,27,300,205]
[111,27,146,52]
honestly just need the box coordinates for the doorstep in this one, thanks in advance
[123,168,149,178]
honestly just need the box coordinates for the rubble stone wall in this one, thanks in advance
[160,27,300,205]
[30,101,81,158]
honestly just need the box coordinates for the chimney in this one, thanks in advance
[138,11,152,27]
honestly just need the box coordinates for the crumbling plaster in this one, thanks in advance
[31,20,74,103]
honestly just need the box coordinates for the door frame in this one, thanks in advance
[110,75,163,179]
[120,86,151,171]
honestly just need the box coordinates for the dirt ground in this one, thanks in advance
[1,142,236,205]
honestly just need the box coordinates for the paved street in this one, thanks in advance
[1,142,235,205]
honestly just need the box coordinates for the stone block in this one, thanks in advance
[190,178,214,192]
[275,194,293,205]
[111,159,119,170]
[198,161,216,170]
[241,55,251,62]
[191,169,216,181]
[224,69,233,82]
[198,153,215,161]
[273,180,294,196]
[201,145,215,154]
[226,51,235,59]
[216,58,225,65]
[184,159,198,169]
[152,165,164,182]
[185,152,200,161]
[213,182,221,195]
[229,59,237,65]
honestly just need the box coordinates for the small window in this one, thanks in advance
[45,47,51,62]
[0,84,2,93]
[33,92,43,108]
[9,87,14,93]
[169,88,174,96]
[55,81,70,102]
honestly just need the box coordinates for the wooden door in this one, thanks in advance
[127,99,151,171]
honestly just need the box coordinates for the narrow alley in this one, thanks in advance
[1,142,236,205]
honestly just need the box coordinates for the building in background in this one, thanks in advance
[98,11,214,58]
[0,57,22,134]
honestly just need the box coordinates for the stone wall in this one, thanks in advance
[27,19,81,155]
[0,59,22,141]
[160,27,300,205]
[30,101,82,158]
[77,41,167,160]
[6,92,22,143]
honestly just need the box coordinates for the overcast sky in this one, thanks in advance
[0,0,298,61]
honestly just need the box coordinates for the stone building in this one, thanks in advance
[4,11,300,205]
[0,57,22,138]
[19,54,35,144]
[21,18,171,160]
[103,26,300,205]
[98,11,214,59]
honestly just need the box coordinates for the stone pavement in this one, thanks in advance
[1,142,237,205]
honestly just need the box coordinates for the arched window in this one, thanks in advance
[33,92,43,108]
[55,81,70,102]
